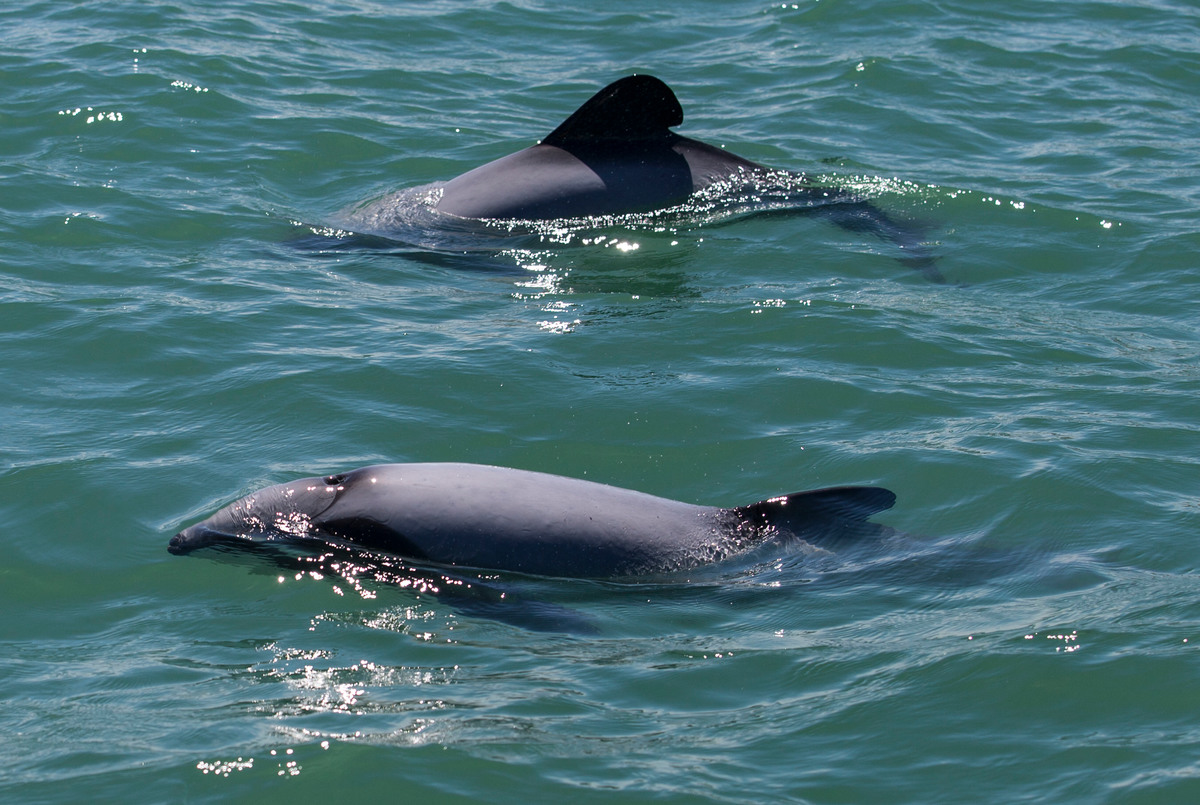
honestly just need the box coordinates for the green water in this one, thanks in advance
[3,0,1199,802]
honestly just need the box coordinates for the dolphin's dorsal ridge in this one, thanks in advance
[543,75,683,146]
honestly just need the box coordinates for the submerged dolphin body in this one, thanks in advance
[169,462,896,579]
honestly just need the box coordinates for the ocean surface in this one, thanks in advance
[3,0,1198,801]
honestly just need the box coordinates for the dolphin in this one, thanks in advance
[340,75,941,278]
[169,462,896,578]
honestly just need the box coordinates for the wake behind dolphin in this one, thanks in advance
[335,76,939,277]
[169,462,895,578]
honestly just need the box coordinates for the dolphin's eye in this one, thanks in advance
[324,474,346,485]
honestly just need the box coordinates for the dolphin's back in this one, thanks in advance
[318,463,723,577]
[435,143,691,220]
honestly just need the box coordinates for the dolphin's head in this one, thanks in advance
[168,472,355,555]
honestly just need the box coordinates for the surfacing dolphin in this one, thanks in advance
[433,75,766,220]
[169,462,896,578]
[340,75,940,278]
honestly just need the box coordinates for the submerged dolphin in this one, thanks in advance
[169,462,895,578]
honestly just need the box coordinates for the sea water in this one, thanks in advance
[2,1,1198,801]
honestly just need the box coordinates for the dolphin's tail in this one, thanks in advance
[818,201,945,283]
[734,486,897,544]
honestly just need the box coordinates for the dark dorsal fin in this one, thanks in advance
[736,486,897,531]
[542,75,683,147]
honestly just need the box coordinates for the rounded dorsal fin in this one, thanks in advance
[542,75,683,146]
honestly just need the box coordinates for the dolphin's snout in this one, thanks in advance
[168,524,219,555]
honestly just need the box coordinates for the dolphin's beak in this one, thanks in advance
[168,524,221,555]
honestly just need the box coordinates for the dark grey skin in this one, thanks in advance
[169,463,895,579]
[433,75,769,220]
